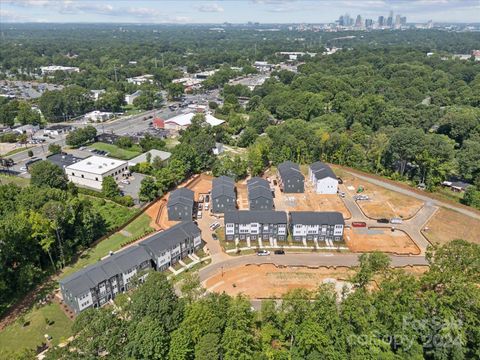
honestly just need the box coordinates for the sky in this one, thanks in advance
[1,0,479,24]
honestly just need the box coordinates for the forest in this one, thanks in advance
[11,240,475,360]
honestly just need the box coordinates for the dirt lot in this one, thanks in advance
[204,264,428,298]
[422,208,480,245]
[236,181,249,210]
[345,227,420,255]
[144,199,164,230]
[205,264,355,298]
[187,174,213,201]
[274,184,351,219]
[335,168,424,219]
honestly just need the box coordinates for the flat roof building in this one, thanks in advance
[128,149,172,167]
[46,153,85,170]
[65,156,129,190]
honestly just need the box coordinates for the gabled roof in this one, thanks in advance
[212,176,235,199]
[290,211,344,226]
[225,210,287,224]
[139,221,200,257]
[247,177,270,190]
[309,161,337,180]
[247,177,272,201]
[277,161,304,181]
[168,188,194,208]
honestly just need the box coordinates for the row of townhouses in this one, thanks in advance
[224,210,345,243]
[59,221,201,314]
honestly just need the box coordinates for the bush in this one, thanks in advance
[27,150,34,157]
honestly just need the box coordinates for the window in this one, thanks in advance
[95,177,98,181]
[71,172,75,176]
[81,174,84,178]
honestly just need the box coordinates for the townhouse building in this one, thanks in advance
[290,211,345,242]
[59,221,201,314]
[211,175,236,213]
[247,177,274,210]
[308,161,338,194]
[277,161,305,193]
[224,210,288,242]
[167,188,195,221]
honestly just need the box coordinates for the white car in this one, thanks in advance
[204,203,209,210]
[120,179,130,185]
[257,250,270,256]
[20,166,27,172]
[209,222,220,231]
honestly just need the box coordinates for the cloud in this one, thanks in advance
[196,3,224,13]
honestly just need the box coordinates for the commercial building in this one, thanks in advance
[128,150,171,167]
[46,153,84,170]
[65,156,129,190]
[224,210,288,242]
[167,188,195,221]
[127,74,154,85]
[211,176,236,213]
[84,110,114,122]
[43,124,72,136]
[60,221,201,314]
[308,162,338,194]
[247,177,274,211]
[277,161,304,193]
[289,211,345,242]
[40,66,80,75]
[164,112,225,132]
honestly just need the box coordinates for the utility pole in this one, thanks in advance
[161,53,165,68]
[114,64,118,82]
[254,43,257,59]
[154,57,158,68]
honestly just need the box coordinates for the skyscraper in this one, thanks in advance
[395,14,401,28]
[400,16,407,26]
[338,15,345,26]
[355,15,363,28]
[365,19,373,28]
[378,16,385,27]
[387,11,393,27]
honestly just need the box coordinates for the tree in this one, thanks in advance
[352,252,391,288]
[167,82,185,100]
[139,176,160,202]
[96,90,124,112]
[461,186,480,210]
[48,143,62,154]
[16,101,40,125]
[195,333,220,360]
[126,317,170,360]
[0,98,18,126]
[180,273,205,304]
[66,126,97,147]
[30,161,68,190]
[27,149,34,157]
[37,90,65,122]
[115,136,133,149]
[457,140,480,182]
[101,176,120,198]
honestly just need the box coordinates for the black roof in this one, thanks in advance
[247,177,272,200]
[290,211,344,226]
[60,222,200,297]
[139,221,200,256]
[46,153,84,170]
[277,161,304,181]
[45,124,72,131]
[212,176,235,199]
[224,210,287,224]
[168,188,194,207]
[309,161,337,180]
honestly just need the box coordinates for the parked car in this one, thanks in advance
[198,195,204,202]
[257,250,270,256]
[120,179,130,185]
[274,249,285,255]
[212,234,218,240]
[205,194,210,203]
[197,210,202,219]
[197,203,203,210]
[390,218,403,224]
[209,222,220,231]
[337,177,343,184]
[204,203,209,211]
[354,194,369,201]
[352,221,367,228]
[20,166,27,172]
[338,191,346,198]
[377,218,389,224]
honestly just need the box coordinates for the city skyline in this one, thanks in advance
[1,0,480,24]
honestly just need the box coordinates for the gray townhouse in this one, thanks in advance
[59,246,152,314]
[277,161,305,193]
[211,176,236,213]
[167,187,194,221]
[59,221,201,314]
[290,211,345,242]
[139,221,202,271]
[247,177,274,210]
[224,210,288,242]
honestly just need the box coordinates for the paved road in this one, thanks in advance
[199,253,429,282]
[347,171,480,221]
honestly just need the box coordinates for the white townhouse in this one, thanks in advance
[290,211,344,242]
[308,161,339,194]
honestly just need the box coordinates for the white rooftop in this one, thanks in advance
[165,112,225,127]
[128,150,172,166]
[66,156,127,175]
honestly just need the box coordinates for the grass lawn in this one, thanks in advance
[89,142,142,160]
[2,146,34,157]
[434,187,464,204]
[164,138,180,149]
[60,213,153,279]
[79,194,137,231]
[0,174,30,187]
[0,302,73,359]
